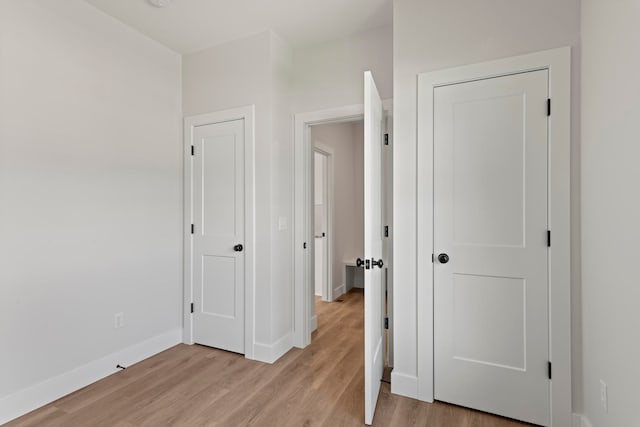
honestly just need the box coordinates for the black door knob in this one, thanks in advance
[356,258,365,268]
[371,258,384,268]
[438,253,449,264]
[234,244,244,252]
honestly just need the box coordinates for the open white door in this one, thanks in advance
[363,71,385,425]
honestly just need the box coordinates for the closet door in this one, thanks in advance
[192,119,245,354]
[433,70,550,425]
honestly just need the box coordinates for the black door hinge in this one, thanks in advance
[547,230,551,247]
[303,242,307,249]
[190,302,194,314]
[384,225,389,238]
[384,133,389,145]
[191,145,195,156]
[384,317,389,329]
[547,99,551,117]
[191,224,194,234]
[548,361,552,379]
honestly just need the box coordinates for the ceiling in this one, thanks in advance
[84,0,393,54]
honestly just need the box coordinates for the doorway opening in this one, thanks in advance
[310,116,395,363]
[313,122,362,300]
[309,120,364,333]
[293,79,393,424]
[293,101,392,351]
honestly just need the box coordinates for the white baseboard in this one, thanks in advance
[333,284,346,299]
[390,371,419,400]
[252,332,293,364]
[0,328,182,425]
[310,315,318,332]
[572,413,593,427]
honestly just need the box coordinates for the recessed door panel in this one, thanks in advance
[202,135,237,237]
[202,255,237,318]
[452,94,525,247]
[452,274,525,370]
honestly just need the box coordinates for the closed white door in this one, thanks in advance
[433,70,549,425]
[363,71,385,426]
[314,152,327,298]
[192,119,245,354]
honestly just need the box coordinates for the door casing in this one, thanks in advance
[415,47,571,426]
[183,105,256,360]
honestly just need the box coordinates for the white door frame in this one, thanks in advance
[313,144,334,303]
[294,101,392,348]
[183,105,256,360]
[416,47,571,426]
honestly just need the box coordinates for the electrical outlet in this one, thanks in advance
[114,312,125,329]
[600,379,608,412]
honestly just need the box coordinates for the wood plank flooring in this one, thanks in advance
[7,289,532,427]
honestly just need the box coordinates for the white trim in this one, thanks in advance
[333,284,346,299]
[0,329,182,425]
[253,332,293,364]
[310,315,318,333]
[390,371,418,399]
[183,105,256,360]
[416,47,571,426]
[293,101,392,348]
[313,144,334,303]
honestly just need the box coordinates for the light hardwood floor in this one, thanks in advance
[7,289,532,427]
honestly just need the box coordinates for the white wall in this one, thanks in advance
[269,32,295,346]
[581,1,640,425]
[292,26,393,113]
[352,121,366,289]
[0,0,182,421]
[392,0,582,409]
[311,122,364,296]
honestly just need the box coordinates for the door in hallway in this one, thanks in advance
[314,151,329,299]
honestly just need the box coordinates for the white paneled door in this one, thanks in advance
[193,119,245,354]
[433,70,550,425]
[363,71,385,426]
